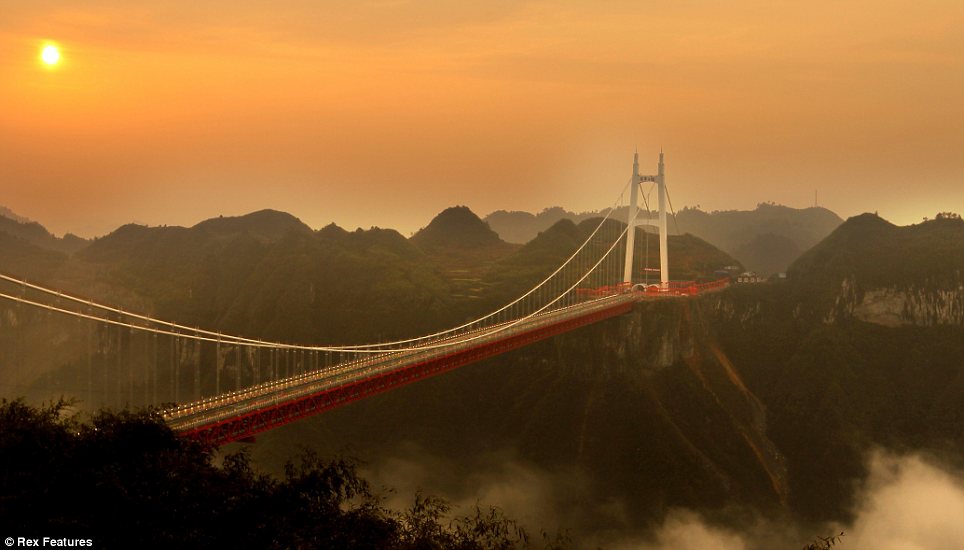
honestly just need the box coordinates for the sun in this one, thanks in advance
[40,43,61,67]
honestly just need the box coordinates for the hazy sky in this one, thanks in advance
[1,1,962,237]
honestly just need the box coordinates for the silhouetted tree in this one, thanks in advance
[0,399,566,549]
[802,531,845,550]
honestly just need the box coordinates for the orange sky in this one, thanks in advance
[1,1,962,237]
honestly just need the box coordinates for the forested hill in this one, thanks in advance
[0,211,88,281]
[73,210,454,344]
[408,206,519,302]
[790,212,964,289]
[787,212,964,325]
[411,206,505,249]
[674,204,842,274]
[1,205,738,345]
[0,211,88,255]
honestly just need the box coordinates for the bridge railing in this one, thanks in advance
[636,277,730,296]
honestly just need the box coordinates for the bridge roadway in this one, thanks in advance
[163,293,638,445]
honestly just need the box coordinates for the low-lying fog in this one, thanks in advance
[360,445,964,549]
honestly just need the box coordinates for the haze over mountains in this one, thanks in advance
[1,203,961,547]
[485,203,843,275]
[0,212,87,255]
[1,200,842,278]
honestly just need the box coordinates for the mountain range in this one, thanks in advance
[0,203,960,545]
[484,203,843,275]
[0,204,737,401]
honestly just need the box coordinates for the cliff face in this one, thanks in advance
[826,276,964,326]
[581,300,790,504]
[699,284,964,524]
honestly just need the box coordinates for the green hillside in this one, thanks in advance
[790,213,964,289]
[75,213,454,344]
[410,206,519,303]
[0,214,87,255]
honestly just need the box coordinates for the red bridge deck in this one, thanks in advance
[168,296,635,446]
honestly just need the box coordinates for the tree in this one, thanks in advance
[0,399,565,549]
[802,532,845,550]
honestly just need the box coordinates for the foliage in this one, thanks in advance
[0,399,560,549]
[412,206,504,249]
[802,531,844,550]
[0,231,68,280]
[789,213,964,300]
[63,211,456,345]
[0,215,87,255]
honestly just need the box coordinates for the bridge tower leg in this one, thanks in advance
[622,150,640,284]
[657,150,668,288]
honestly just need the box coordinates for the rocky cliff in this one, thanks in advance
[789,214,964,327]
[828,277,964,326]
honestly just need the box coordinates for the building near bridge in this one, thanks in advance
[737,271,765,284]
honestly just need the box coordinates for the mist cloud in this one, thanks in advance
[843,451,964,550]
[611,510,748,550]
[364,445,964,549]
[626,450,964,550]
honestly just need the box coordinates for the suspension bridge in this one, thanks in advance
[0,152,728,445]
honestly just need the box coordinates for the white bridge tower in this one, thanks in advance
[622,150,668,288]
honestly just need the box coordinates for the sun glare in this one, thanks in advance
[40,43,61,66]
